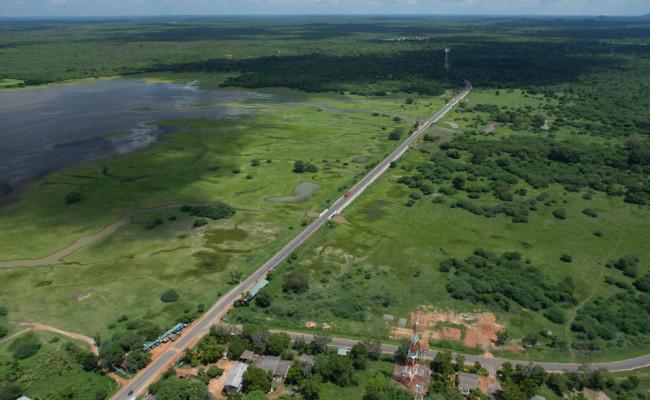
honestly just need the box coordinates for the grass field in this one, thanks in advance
[228,88,650,362]
[0,87,448,341]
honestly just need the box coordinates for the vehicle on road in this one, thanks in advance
[344,191,351,197]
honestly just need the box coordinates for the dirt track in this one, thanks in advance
[0,202,227,268]
[9,321,97,354]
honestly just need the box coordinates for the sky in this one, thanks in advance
[0,0,647,17]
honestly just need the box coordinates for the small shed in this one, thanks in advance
[397,318,407,327]
[240,349,255,361]
[248,279,269,298]
[18,397,32,400]
[458,372,480,395]
[337,348,350,356]
[224,362,249,394]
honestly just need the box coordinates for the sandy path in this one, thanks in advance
[0,202,226,268]
[444,121,460,129]
[10,321,98,355]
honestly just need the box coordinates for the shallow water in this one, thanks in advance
[0,79,271,194]
[265,181,322,203]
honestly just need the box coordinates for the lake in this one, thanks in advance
[0,79,271,196]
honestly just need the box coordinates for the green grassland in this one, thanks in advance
[229,88,650,362]
[0,92,446,340]
[0,330,116,400]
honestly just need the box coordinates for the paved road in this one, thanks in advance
[278,331,650,373]
[112,83,472,399]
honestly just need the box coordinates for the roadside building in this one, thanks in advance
[240,349,255,362]
[224,362,249,394]
[337,348,350,356]
[458,372,480,395]
[253,356,292,380]
[248,279,269,298]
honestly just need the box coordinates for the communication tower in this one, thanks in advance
[402,307,428,400]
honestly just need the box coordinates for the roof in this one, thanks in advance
[18,397,31,400]
[252,356,291,377]
[337,348,350,356]
[240,349,255,360]
[224,362,249,390]
[458,372,480,392]
[160,322,185,339]
[249,279,269,297]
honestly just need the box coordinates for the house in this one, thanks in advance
[240,349,256,361]
[337,348,350,356]
[224,362,249,394]
[458,372,480,395]
[253,356,292,380]
[248,279,269,298]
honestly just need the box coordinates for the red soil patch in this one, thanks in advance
[390,308,504,351]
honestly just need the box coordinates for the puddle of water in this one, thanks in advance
[353,156,370,163]
[266,181,322,203]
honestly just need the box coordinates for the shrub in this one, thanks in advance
[0,307,7,317]
[552,209,566,220]
[432,196,446,204]
[282,271,309,294]
[251,159,260,166]
[180,205,192,212]
[207,365,224,378]
[544,307,567,324]
[189,205,235,220]
[160,289,179,303]
[14,341,40,360]
[560,254,573,263]
[331,298,365,320]
[582,208,598,217]
[65,191,82,204]
[193,218,208,227]
[593,231,603,237]
[0,325,7,338]
[232,168,241,174]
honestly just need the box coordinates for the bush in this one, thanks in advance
[0,325,7,338]
[282,271,309,294]
[189,205,235,220]
[13,341,40,359]
[207,365,224,379]
[65,191,82,204]
[180,205,192,212]
[0,307,6,317]
[560,254,573,263]
[582,208,598,217]
[193,218,208,227]
[160,289,179,303]
[552,209,566,220]
[544,307,567,324]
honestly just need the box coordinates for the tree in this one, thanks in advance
[99,342,124,369]
[251,159,261,166]
[210,324,232,344]
[395,338,409,364]
[282,271,309,294]
[350,342,368,369]
[161,289,179,302]
[227,338,250,360]
[254,290,271,308]
[455,354,466,371]
[496,329,510,345]
[251,329,270,353]
[316,353,355,386]
[313,330,331,354]
[471,147,488,164]
[74,350,99,371]
[300,374,322,400]
[363,338,382,361]
[0,325,7,339]
[293,160,306,173]
[207,365,224,379]
[245,390,269,400]
[266,332,291,356]
[124,349,151,372]
[243,366,272,393]
[286,363,304,384]
[0,384,22,400]
[388,130,401,140]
